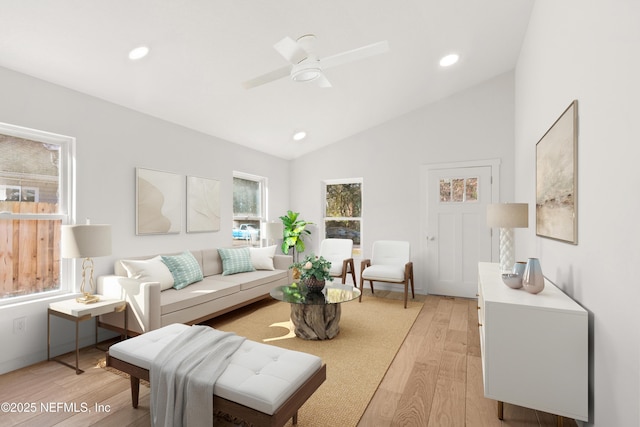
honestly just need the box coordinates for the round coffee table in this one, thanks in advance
[270,282,361,340]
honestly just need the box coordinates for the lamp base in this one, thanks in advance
[499,227,515,274]
[76,293,100,304]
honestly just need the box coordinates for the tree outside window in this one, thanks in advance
[324,179,362,256]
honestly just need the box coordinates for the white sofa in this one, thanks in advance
[97,247,292,335]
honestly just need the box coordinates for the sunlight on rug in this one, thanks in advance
[264,319,297,342]
[207,294,424,427]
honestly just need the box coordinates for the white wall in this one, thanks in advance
[0,66,290,374]
[515,2,640,425]
[290,71,516,293]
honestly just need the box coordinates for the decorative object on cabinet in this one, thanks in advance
[136,167,182,235]
[486,203,529,273]
[536,100,578,244]
[522,257,545,294]
[61,220,112,303]
[512,261,526,276]
[186,175,220,233]
[477,262,588,424]
[501,273,522,289]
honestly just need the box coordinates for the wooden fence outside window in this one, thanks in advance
[0,201,61,299]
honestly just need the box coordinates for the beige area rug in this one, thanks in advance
[206,292,424,427]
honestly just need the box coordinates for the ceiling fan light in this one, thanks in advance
[291,63,322,82]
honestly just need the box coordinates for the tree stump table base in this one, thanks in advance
[290,303,341,340]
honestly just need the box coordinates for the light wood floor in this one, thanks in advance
[359,295,577,427]
[0,295,578,427]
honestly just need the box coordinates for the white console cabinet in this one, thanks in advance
[477,262,588,422]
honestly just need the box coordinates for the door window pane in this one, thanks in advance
[440,179,452,202]
[452,179,465,202]
[465,178,478,201]
[439,177,479,203]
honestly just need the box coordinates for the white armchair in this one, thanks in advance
[319,238,356,285]
[359,240,415,308]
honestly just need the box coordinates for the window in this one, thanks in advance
[439,177,478,203]
[0,123,74,304]
[324,179,362,256]
[232,172,266,246]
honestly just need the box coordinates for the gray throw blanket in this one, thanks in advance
[150,325,246,427]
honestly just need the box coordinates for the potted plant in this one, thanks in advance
[292,254,333,292]
[279,210,313,262]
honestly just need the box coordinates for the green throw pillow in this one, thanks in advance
[218,247,255,276]
[161,251,204,290]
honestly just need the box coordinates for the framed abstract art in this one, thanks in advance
[536,100,578,244]
[186,175,221,233]
[136,168,182,235]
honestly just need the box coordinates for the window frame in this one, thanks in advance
[0,122,75,306]
[322,177,363,256]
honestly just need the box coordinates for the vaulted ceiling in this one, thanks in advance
[0,0,534,159]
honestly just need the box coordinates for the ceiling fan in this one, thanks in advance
[242,34,389,90]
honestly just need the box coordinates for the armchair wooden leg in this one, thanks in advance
[359,276,364,302]
[348,259,356,285]
[410,268,415,299]
[404,281,408,309]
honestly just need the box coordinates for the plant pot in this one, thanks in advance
[304,277,326,293]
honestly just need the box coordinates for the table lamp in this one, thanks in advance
[486,203,528,273]
[61,221,112,304]
[265,221,284,247]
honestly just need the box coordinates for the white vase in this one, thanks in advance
[522,258,544,294]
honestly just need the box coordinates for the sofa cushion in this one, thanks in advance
[218,269,288,291]
[160,277,241,315]
[121,256,175,291]
[218,247,255,276]
[201,249,223,277]
[249,245,277,271]
[362,265,405,282]
[161,251,204,290]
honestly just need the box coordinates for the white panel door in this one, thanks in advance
[426,166,493,298]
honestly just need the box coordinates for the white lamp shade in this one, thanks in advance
[61,224,112,258]
[265,221,284,240]
[486,203,529,228]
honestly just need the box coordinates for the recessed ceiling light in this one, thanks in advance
[439,53,459,67]
[128,46,150,61]
[293,131,307,141]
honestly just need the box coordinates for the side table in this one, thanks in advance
[48,296,127,374]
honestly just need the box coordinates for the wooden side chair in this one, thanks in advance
[319,238,357,285]
[359,240,414,308]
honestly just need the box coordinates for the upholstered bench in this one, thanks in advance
[107,323,326,426]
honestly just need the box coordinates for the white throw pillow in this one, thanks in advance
[121,256,175,291]
[249,245,276,270]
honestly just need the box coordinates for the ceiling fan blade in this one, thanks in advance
[320,40,389,70]
[242,66,291,90]
[315,73,332,88]
[273,36,307,64]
